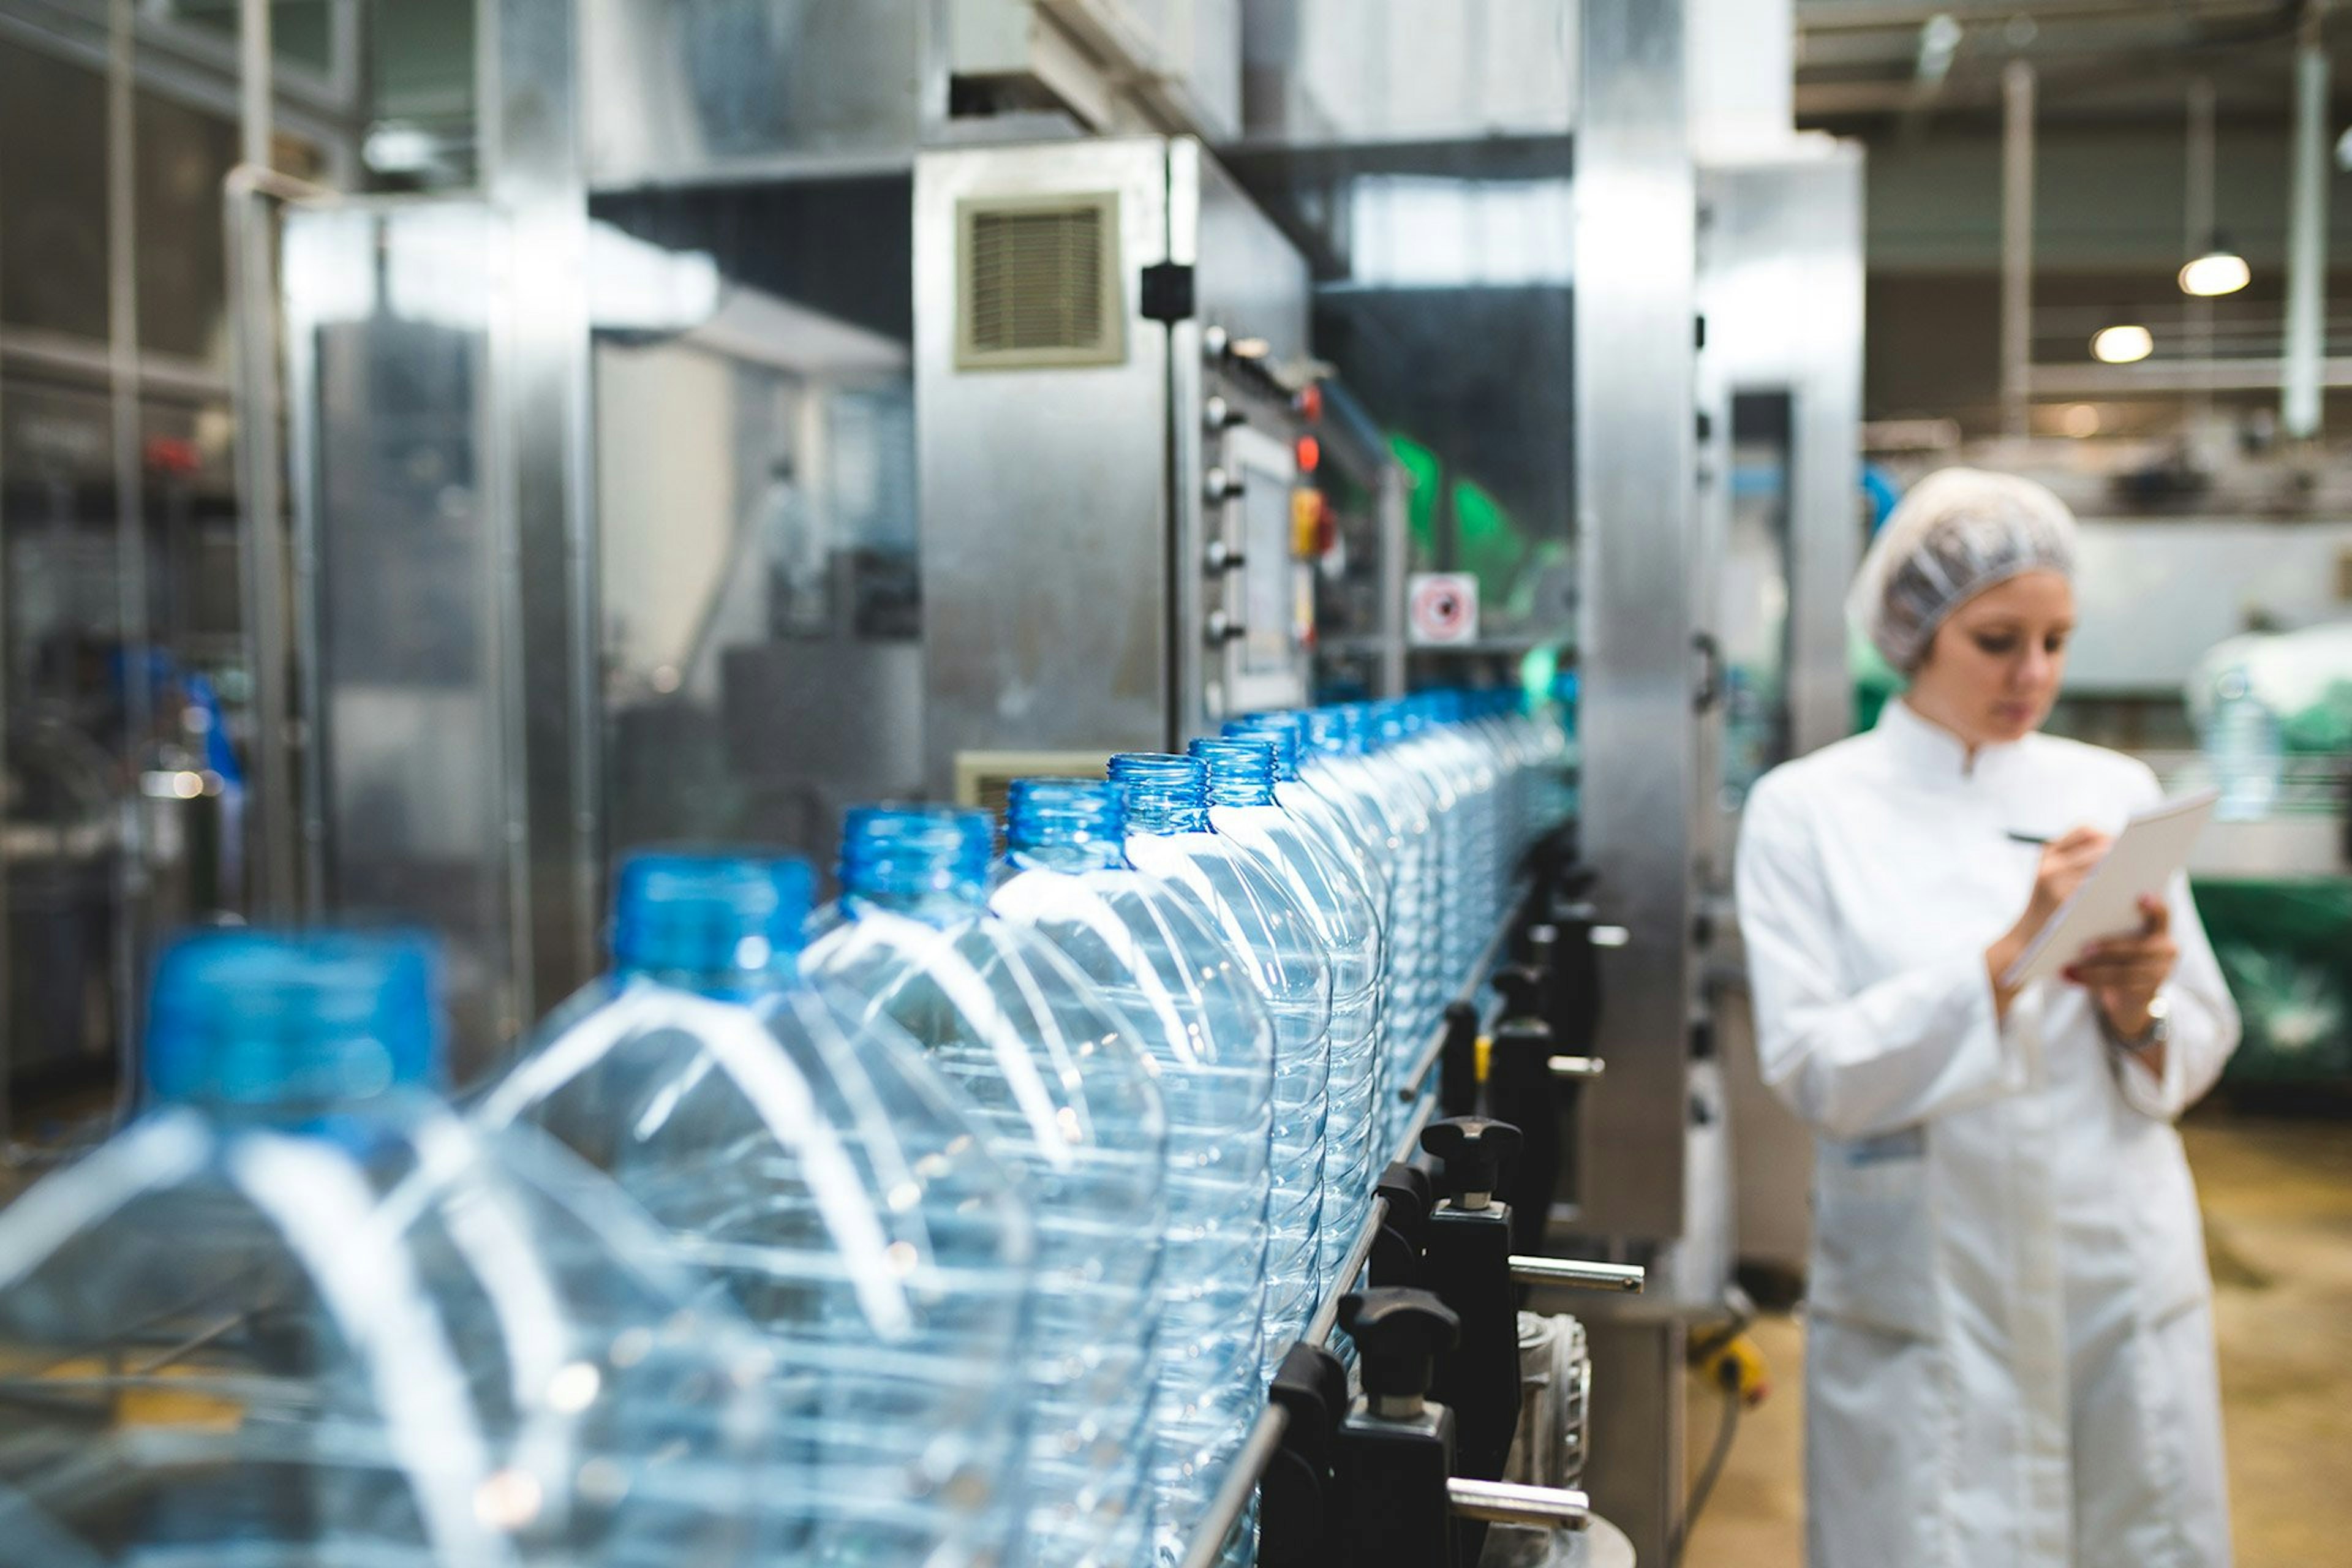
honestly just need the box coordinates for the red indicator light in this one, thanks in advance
[1295,383,1324,423]
[1295,435,1321,473]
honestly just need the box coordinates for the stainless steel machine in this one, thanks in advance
[914,134,1316,792]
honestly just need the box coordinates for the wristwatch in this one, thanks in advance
[2103,993,2173,1054]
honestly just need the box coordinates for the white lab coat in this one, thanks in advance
[1736,699,2241,1568]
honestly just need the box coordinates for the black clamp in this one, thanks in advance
[1259,1340,1349,1568]
[1370,1159,1436,1289]
[1332,1288,1463,1568]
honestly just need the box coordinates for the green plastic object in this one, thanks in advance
[1390,434,1444,559]
[2191,877,2352,1085]
[1450,477,1528,605]
[1852,627,1902,734]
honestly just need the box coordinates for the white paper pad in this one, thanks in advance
[2000,789,2220,990]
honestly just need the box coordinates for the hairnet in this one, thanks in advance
[1848,467,2077,672]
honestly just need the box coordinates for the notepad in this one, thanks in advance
[2000,789,2220,990]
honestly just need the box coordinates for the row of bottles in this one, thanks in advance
[0,688,1567,1567]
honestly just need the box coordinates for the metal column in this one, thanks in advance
[2000,59,2035,439]
[2283,10,2330,440]
[1573,0,1698,1246]
[106,0,152,1092]
[1573,3,1702,1559]
[482,0,601,1030]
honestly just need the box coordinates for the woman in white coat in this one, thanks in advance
[1735,468,2241,1568]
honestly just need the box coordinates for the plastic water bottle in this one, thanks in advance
[1187,736,1384,1291]
[0,929,785,1567]
[472,850,1037,1564]
[1108,752,1332,1382]
[989,778,1275,1566]
[1343,701,1455,1136]
[1226,713,1398,1114]
[1295,704,1438,1143]
[2207,668,2284,822]
[805,806,1168,1568]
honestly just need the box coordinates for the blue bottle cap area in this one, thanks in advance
[144,928,443,1109]
[612,849,816,991]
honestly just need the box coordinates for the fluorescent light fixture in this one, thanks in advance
[2178,249,2250,297]
[588,221,722,333]
[2090,324,2154,364]
[362,123,439,176]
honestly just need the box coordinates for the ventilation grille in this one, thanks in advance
[956,194,1125,370]
[953,750,1115,814]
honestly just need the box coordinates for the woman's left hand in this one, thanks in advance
[2063,894,2178,1037]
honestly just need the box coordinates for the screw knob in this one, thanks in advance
[1420,1116,1525,1211]
[1340,1287,1461,1406]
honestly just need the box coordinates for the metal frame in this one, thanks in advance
[0,0,359,1130]
[0,0,363,186]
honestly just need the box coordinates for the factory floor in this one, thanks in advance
[1682,1109,2352,1568]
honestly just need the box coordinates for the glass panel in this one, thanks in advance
[162,1,337,75]
[1721,391,1795,809]
[0,39,110,341]
[284,202,513,1058]
[135,89,239,363]
[2,376,125,1113]
[590,179,919,884]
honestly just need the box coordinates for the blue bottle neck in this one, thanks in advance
[1109,753,1213,836]
[1004,778,1128,872]
[839,806,993,928]
[1188,739,1280,807]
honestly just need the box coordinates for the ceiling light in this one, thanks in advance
[2090,324,2154,364]
[2178,246,2250,297]
[2060,403,2101,439]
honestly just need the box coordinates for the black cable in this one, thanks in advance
[1669,1363,1744,1568]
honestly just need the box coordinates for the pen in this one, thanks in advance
[2007,831,2051,846]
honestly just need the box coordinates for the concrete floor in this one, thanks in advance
[1681,1110,2352,1567]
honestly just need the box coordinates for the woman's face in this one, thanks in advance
[1908,570,2075,747]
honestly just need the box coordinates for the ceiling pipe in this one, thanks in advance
[2282,1,2330,439]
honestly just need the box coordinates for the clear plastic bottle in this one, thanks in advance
[1296,704,1438,1142]
[805,806,1168,1568]
[1186,736,1384,1292]
[2206,667,2285,822]
[471,850,1037,1565]
[988,778,1275,1566]
[1349,701,1455,1133]
[1107,752,1332,1382]
[1226,714,1399,1124]
[0,929,785,1567]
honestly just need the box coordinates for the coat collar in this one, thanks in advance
[1875,695,2027,784]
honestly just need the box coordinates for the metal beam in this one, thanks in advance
[2001,59,2035,437]
[107,0,151,1104]
[2283,9,2330,438]
[1796,0,2282,32]
[482,0,601,1033]
[1572,0,1696,1249]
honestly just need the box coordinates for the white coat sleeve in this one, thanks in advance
[2109,767,2242,1121]
[1735,773,2032,1142]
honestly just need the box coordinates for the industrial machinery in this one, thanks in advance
[914,134,1321,792]
[36,1,1868,1562]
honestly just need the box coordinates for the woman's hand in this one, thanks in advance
[2064,893,2178,1044]
[1985,827,2111,1019]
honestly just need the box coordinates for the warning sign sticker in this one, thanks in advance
[1407,573,1479,647]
